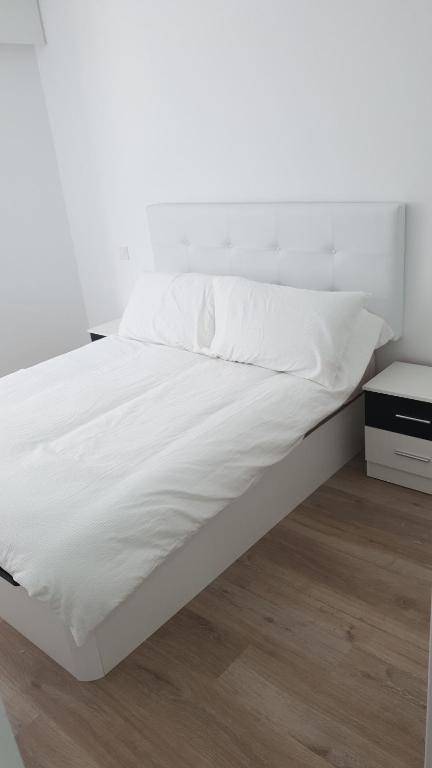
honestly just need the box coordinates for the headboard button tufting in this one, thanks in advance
[147,202,405,339]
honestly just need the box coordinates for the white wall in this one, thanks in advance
[37,0,432,366]
[0,0,44,44]
[0,45,88,377]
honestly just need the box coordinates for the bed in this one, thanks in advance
[0,202,405,680]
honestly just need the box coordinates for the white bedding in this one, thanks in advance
[0,312,384,645]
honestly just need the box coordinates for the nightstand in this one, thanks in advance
[364,362,432,494]
[88,318,121,342]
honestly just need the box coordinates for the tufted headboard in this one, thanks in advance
[147,202,406,338]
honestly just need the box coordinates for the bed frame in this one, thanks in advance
[426,601,432,768]
[0,202,405,681]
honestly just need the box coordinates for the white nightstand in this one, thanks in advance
[88,318,121,342]
[363,362,432,494]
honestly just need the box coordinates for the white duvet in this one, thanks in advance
[0,312,384,645]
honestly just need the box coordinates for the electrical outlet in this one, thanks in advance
[119,246,130,261]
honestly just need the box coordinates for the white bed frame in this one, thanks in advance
[0,202,405,681]
[426,600,432,768]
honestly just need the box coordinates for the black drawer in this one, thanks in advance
[365,391,432,441]
[0,566,19,586]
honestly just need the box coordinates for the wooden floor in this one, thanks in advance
[1,456,431,768]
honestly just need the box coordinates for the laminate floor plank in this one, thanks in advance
[1,456,430,767]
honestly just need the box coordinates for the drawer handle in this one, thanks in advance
[395,413,431,425]
[394,450,431,463]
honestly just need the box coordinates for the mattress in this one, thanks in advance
[0,312,384,645]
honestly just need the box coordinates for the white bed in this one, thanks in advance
[0,202,405,680]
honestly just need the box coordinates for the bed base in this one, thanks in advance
[0,395,364,681]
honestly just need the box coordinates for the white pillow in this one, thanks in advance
[333,308,394,393]
[211,275,366,388]
[119,272,214,353]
